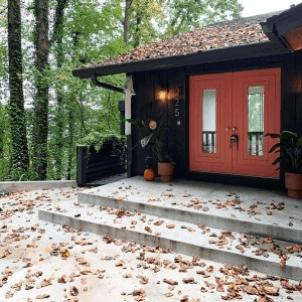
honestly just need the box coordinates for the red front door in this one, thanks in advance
[189,68,281,178]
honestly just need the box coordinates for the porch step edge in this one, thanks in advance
[77,192,302,245]
[38,206,302,281]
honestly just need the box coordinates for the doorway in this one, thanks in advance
[189,68,281,178]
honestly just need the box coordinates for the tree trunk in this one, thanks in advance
[52,0,69,180]
[124,0,132,45]
[66,107,73,180]
[33,0,49,180]
[7,0,29,170]
[133,15,141,48]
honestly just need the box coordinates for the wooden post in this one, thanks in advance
[77,146,87,186]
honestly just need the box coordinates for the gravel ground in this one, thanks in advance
[1,186,302,302]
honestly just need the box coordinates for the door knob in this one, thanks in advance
[230,134,239,143]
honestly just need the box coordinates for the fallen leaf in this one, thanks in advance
[166,224,175,229]
[40,279,52,288]
[163,278,178,285]
[61,250,70,258]
[243,285,258,295]
[36,294,50,299]
[70,286,79,296]
[57,275,68,283]
[144,226,152,233]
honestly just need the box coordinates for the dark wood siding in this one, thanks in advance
[131,52,302,190]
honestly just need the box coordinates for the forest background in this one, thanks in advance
[0,0,243,181]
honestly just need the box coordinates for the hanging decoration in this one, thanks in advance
[149,120,157,130]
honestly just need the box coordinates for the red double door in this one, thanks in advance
[189,68,281,178]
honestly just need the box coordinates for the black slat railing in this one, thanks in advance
[202,131,263,156]
[202,131,216,153]
[248,131,263,156]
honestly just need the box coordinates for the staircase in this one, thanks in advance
[38,176,302,280]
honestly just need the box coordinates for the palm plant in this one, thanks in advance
[265,131,302,173]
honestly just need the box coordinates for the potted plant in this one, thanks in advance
[140,120,175,182]
[126,118,175,182]
[265,131,302,198]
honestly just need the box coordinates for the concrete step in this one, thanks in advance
[77,188,302,245]
[38,199,302,280]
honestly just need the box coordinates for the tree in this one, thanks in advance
[160,0,243,38]
[7,0,29,170]
[51,0,69,179]
[32,0,49,180]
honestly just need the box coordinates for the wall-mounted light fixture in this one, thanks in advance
[157,82,175,102]
[158,90,168,101]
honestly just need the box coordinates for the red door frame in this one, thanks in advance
[189,68,281,178]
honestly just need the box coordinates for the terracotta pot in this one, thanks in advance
[285,172,302,199]
[157,162,174,182]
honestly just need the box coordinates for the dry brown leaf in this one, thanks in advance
[139,276,149,285]
[33,271,43,277]
[40,279,52,288]
[133,289,146,301]
[206,266,214,272]
[61,250,70,258]
[144,226,152,233]
[264,286,279,296]
[163,278,178,286]
[164,292,174,297]
[115,260,124,267]
[264,236,274,243]
[70,286,79,296]
[243,285,258,295]
[57,275,68,283]
[183,277,196,284]
[36,294,50,299]
[166,224,175,229]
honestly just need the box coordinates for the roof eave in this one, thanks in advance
[72,41,290,78]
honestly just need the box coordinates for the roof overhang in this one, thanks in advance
[73,5,302,79]
[261,3,302,52]
[73,42,289,78]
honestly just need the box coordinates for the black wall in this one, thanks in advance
[130,51,302,190]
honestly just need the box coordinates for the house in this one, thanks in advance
[73,4,302,190]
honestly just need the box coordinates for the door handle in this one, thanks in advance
[230,134,239,144]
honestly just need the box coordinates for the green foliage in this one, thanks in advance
[265,131,302,174]
[159,0,243,38]
[0,0,243,181]
[79,129,125,152]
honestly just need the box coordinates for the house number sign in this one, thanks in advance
[174,87,182,125]
[175,87,181,117]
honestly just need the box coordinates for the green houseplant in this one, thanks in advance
[127,118,175,182]
[265,131,302,198]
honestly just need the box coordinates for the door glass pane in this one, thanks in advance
[248,86,264,156]
[202,89,216,153]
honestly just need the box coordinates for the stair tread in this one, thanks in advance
[39,199,302,269]
[79,177,302,232]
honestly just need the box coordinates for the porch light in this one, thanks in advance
[158,90,168,101]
